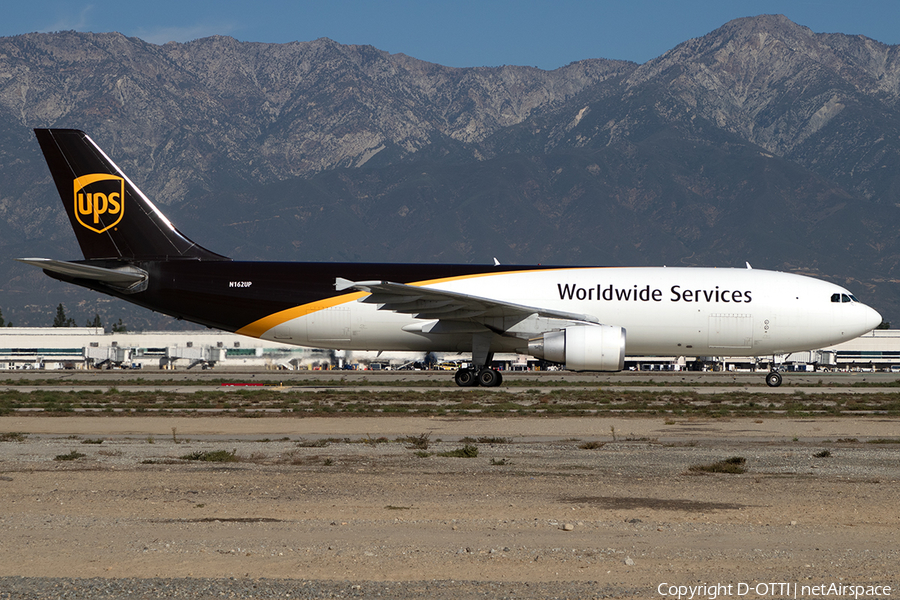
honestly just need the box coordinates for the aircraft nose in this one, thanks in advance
[864,304,883,332]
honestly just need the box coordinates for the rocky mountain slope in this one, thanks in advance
[1,14,898,328]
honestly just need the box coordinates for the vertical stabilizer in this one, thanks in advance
[34,128,227,261]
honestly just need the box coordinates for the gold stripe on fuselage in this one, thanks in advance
[235,266,590,339]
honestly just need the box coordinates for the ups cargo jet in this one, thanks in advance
[19,129,882,387]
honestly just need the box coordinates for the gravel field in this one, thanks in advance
[2,402,899,598]
[0,577,638,599]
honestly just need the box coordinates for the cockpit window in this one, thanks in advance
[831,293,856,303]
[831,293,840,303]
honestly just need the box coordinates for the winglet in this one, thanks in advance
[335,277,356,291]
[335,278,383,292]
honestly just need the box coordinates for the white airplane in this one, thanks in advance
[19,129,882,387]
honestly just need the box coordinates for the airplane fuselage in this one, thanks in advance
[55,261,880,359]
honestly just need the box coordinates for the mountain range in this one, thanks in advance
[1,14,899,329]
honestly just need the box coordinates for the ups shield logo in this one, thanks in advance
[73,174,125,233]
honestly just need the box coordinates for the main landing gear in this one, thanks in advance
[454,367,503,387]
[453,331,504,387]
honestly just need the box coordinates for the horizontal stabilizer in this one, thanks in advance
[16,258,148,292]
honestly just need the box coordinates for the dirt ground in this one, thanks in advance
[1,415,898,597]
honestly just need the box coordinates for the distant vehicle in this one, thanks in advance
[19,129,882,388]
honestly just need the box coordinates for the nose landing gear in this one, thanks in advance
[765,370,783,387]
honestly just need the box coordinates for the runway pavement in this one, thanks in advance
[1,368,898,393]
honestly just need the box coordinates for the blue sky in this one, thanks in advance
[3,0,899,69]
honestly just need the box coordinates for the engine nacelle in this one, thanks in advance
[527,325,626,372]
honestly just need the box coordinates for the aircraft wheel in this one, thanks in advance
[765,371,783,388]
[477,368,502,387]
[455,368,478,387]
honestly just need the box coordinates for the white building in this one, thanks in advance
[821,329,900,370]
[0,328,415,370]
[0,327,896,372]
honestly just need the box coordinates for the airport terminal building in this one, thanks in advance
[0,327,897,372]
[0,328,331,371]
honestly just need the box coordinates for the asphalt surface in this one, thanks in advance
[1,368,898,393]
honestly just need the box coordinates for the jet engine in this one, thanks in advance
[527,324,626,372]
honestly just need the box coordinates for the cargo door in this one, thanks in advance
[708,314,753,349]
[307,306,352,343]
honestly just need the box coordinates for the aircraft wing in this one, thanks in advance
[335,277,599,329]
